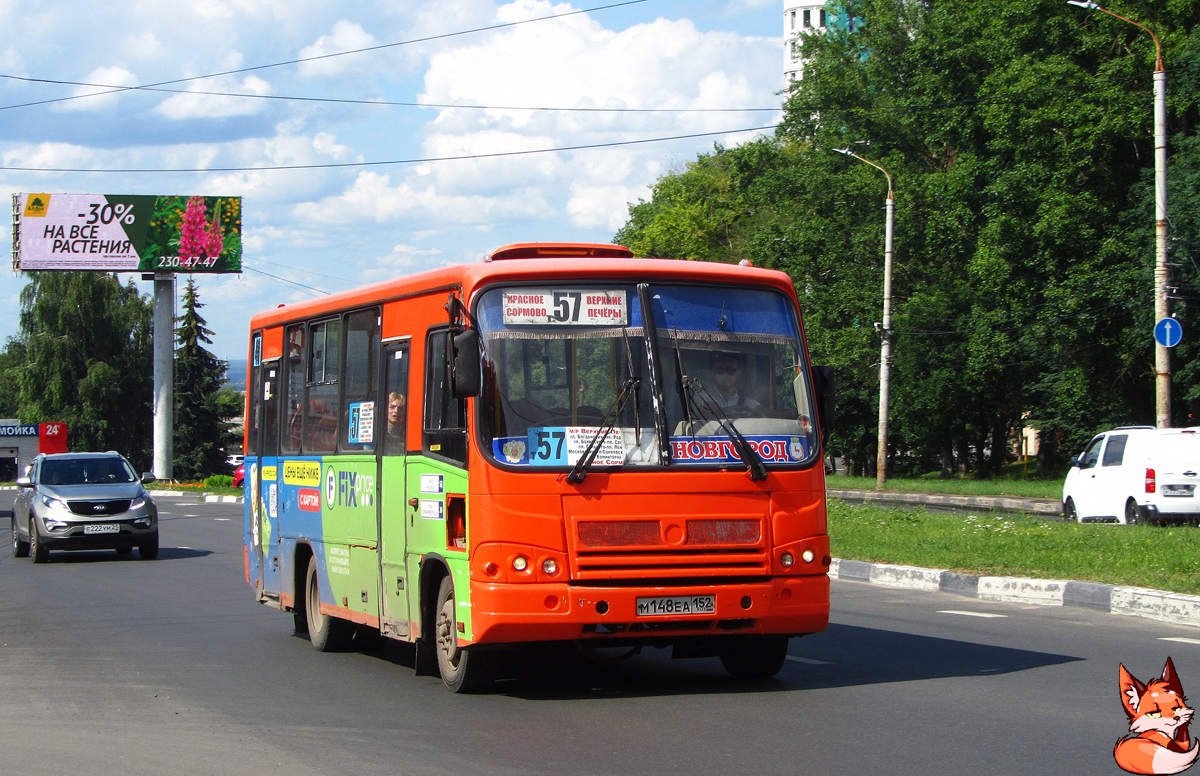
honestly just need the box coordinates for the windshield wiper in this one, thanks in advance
[621,327,642,451]
[685,377,768,481]
[566,375,640,484]
[668,328,695,432]
[636,283,672,466]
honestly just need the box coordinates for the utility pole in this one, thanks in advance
[1067,1,1170,427]
[835,148,895,488]
[153,273,173,480]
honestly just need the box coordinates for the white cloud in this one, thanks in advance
[293,170,551,226]
[298,20,379,77]
[55,66,139,113]
[360,243,447,281]
[155,75,274,119]
[566,182,648,231]
[2,141,109,170]
[0,0,784,360]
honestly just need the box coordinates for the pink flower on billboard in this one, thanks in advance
[205,200,224,259]
[178,196,208,262]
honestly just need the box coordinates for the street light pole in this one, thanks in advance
[1068,0,1170,427]
[836,148,894,488]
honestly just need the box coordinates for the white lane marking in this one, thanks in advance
[786,656,831,665]
[1160,637,1200,645]
[214,518,232,522]
[938,610,1008,618]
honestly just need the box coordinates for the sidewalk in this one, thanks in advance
[830,557,1200,629]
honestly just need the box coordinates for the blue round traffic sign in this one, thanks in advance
[1155,318,1183,348]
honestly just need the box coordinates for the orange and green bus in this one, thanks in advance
[243,242,832,691]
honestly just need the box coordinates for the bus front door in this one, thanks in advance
[378,344,411,637]
[254,361,282,599]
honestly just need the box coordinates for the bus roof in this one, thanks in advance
[248,243,798,330]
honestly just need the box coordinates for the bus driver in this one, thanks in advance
[709,353,760,411]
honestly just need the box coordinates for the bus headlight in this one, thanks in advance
[780,553,795,568]
[542,558,558,575]
[512,555,528,572]
[801,550,815,564]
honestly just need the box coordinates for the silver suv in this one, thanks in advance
[11,452,159,562]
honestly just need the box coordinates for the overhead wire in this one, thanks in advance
[241,264,332,296]
[0,74,782,114]
[249,256,361,287]
[0,124,780,173]
[0,0,650,113]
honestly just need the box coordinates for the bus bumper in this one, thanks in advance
[468,575,829,645]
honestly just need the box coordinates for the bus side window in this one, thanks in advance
[282,324,305,453]
[423,328,467,465]
[307,318,340,453]
[342,308,380,451]
[247,333,262,456]
[384,347,409,455]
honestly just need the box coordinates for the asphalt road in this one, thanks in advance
[3,492,1198,776]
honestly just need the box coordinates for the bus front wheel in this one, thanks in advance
[305,555,353,652]
[719,636,789,679]
[434,576,492,693]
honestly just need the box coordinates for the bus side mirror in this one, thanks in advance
[812,365,835,436]
[451,329,482,398]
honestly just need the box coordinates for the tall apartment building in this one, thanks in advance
[783,2,829,83]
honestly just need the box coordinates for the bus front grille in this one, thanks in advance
[573,548,769,579]
[564,493,771,580]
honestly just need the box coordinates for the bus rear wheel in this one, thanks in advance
[719,636,789,680]
[434,576,492,693]
[305,555,352,652]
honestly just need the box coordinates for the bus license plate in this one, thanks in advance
[636,595,716,616]
[83,523,119,534]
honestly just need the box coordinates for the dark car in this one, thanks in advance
[11,452,159,562]
[233,463,245,490]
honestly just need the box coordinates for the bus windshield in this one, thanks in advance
[477,283,818,472]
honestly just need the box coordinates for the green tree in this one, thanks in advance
[616,0,1200,477]
[15,272,154,468]
[173,278,233,480]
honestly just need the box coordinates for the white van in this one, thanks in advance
[1062,426,1200,524]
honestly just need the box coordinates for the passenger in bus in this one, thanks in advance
[386,391,405,450]
[709,353,761,411]
[307,398,338,451]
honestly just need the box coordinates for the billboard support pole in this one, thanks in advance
[153,273,174,480]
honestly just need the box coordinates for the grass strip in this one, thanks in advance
[827,474,1062,500]
[150,483,242,497]
[829,499,1200,596]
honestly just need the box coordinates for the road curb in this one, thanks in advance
[146,489,243,504]
[828,488,1061,516]
[830,557,1200,629]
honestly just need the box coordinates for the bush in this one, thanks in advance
[204,474,234,488]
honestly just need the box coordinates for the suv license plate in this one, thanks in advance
[83,523,119,534]
[636,595,716,616]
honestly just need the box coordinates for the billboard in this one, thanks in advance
[12,193,242,273]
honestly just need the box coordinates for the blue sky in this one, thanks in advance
[0,0,788,360]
